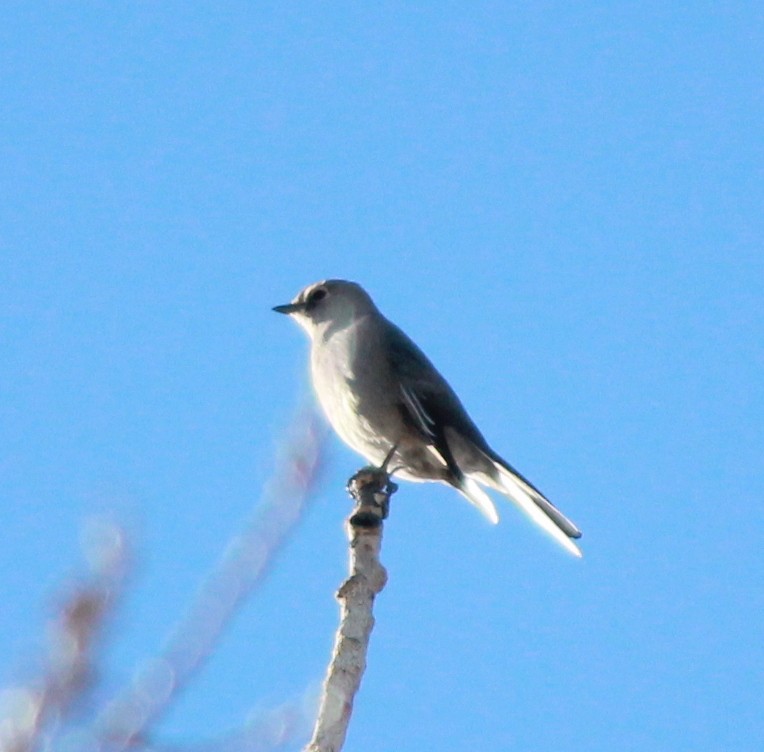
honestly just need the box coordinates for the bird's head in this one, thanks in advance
[273,279,378,338]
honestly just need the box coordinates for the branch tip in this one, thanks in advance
[346,467,397,527]
[304,467,396,752]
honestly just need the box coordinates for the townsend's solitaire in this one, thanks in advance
[274,279,582,556]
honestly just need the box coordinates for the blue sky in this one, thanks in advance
[1,3,763,750]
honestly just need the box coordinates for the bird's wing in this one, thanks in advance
[384,321,490,451]
[384,322,499,522]
[383,321,583,552]
[399,380,437,439]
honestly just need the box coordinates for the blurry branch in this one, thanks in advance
[304,467,396,752]
[1,403,329,752]
[0,519,129,752]
[95,405,328,751]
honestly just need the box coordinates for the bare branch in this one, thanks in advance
[304,467,396,752]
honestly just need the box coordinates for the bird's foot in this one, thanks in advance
[346,466,398,527]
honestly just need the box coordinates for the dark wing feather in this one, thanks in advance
[383,321,493,477]
[385,320,554,500]
[384,320,582,544]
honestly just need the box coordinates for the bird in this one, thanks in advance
[273,279,582,557]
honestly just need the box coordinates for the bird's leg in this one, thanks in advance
[379,442,399,473]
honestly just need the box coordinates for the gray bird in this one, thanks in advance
[274,279,582,557]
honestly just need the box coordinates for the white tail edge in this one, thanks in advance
[457,476,500,525]
[494,470,582,557]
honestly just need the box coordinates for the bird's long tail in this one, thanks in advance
[476,456,583,558]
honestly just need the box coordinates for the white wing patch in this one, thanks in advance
[400,383,436,438]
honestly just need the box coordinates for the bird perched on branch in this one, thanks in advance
[274,279,582,557]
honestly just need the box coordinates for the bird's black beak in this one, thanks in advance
[272,302,306,315]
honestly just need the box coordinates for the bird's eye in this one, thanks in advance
[308,288,327,305]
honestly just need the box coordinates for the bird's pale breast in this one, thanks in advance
[310,321,393,465]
